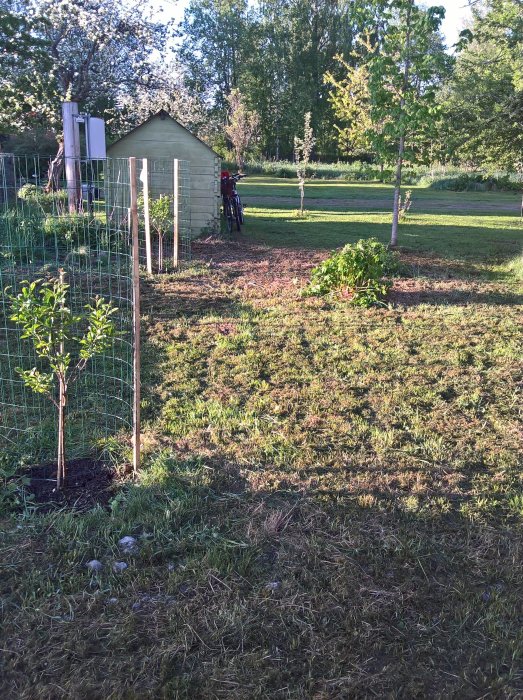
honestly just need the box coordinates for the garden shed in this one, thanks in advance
[107,111,221,237]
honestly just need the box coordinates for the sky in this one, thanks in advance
[151,0,473,52]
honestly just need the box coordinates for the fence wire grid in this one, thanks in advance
[0,154,146,465]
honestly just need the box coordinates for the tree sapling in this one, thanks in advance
[9,270,118,489]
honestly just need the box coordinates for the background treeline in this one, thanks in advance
[0,0,522,176]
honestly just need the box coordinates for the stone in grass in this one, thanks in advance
[118,536,139,555]
[86,560,103,573]
[112,561,128,573]
[265,581,281,591]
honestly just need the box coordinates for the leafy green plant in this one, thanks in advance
[18,183,68,213]
[306,238,397,306]
[139,193,173,272]
[9,271,118,489]
[0,453,32,514]
[43,212,102,245]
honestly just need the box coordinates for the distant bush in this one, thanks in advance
[421,173,522,192]
[224,158,522,189]
[305,238,398,307]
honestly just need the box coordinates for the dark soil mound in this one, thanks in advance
[26,458,118,511]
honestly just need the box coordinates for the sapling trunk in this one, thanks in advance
[390,0,413,248]
[391,134,405,247]
[158,233,163,273]
[299,180,305,214]
[57,376,66,490]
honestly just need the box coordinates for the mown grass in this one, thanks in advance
[238,177,522,275]
[1,179,522,698]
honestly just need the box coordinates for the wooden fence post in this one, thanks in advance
[141,159,153,274]
[129,157,141,474]
[173,158,179,269]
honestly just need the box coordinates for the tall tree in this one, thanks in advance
[354,1,447,246]
[0,1,54,133]
[440,0,523,174]
[225,88,260,170]
[1,0,168,138]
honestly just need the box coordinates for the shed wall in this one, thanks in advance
[107,118,220,236]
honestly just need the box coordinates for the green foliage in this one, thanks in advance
[423,173,523,193]
[0,207,44,256]
[138,193,173,237]
[0,453,31,515]
[9,277,117,383]
[8,275,118,486]
[43,213,102,245]
[18,184,68,212]
[306,238,397,306]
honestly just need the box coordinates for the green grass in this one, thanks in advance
[1,178,523,698]
[238,177,522,273]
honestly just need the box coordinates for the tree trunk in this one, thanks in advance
[45,141,65,193]
[380,162,384,183]
[391,135,405,247]
[300,180,305,214]
[390,0,413,248]
[56,377,66,490]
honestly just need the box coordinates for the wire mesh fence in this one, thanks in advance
[0,154,142,465]
[137,158,191,273]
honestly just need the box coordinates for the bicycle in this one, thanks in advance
[221,171,245,233]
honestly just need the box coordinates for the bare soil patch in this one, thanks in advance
[26,458,117,511]
[192,237,326,300]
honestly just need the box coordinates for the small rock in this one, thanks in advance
[167,562,176,572]
[482,590,491,603]
[118,536,138,554]
[107,597,118,605]
[86,559,103,573]
[265,581,281,592]
[131,601,142,612]
[112,561,128,573]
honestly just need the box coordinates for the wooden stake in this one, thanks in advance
[129,157,141,474]
[173,158,179,269]
[141,159,153,274]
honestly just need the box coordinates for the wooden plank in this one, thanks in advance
[129,157,141,475]
[173,158,179,269]
[141,159,153,275]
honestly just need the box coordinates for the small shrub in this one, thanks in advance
[18,184,68,212]
[399,190,413,220]
[0,207,44,262]
[43,213,102,245]
[306,238,398,306]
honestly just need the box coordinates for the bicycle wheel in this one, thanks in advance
[232,197,242,232]
[236,195,244,225]
[222,197,233,234]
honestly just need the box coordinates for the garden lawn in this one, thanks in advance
[1,179,522,699]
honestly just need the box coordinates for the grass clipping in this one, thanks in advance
[305,237,398,306]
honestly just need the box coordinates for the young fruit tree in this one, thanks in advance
[9,271,118,490]
[331,0,447,245]
[139,193,173,273]
[294,112,316,215]
[225,89,260,172]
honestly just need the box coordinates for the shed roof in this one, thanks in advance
[108,110,220,157]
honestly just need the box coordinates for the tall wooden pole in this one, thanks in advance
[62,102,81,213]
[173,158,179,269]
[129,157,141,474]
[141,159,153,274]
